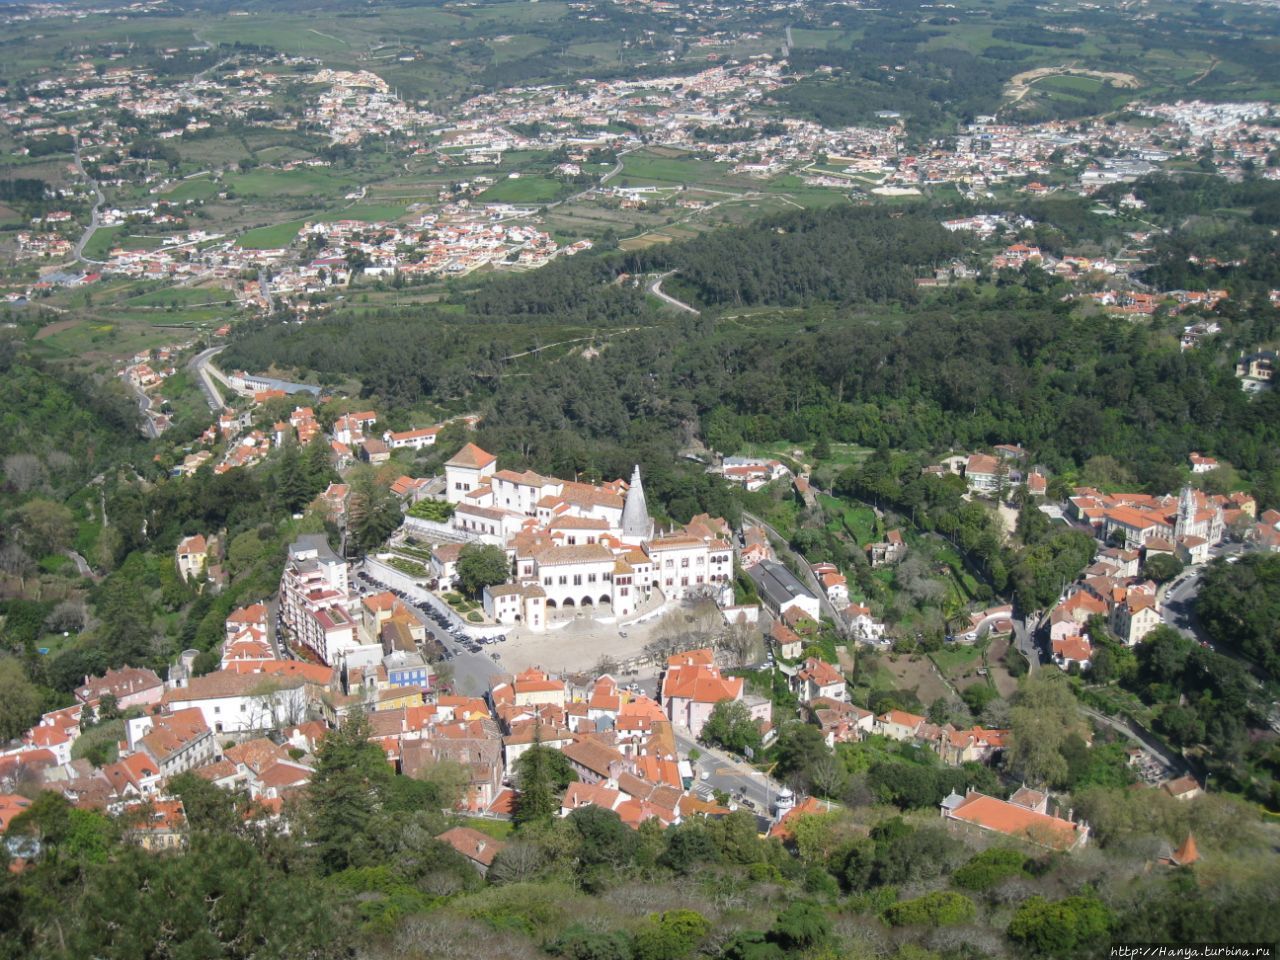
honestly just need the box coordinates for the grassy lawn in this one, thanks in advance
[930,642,984,675]
[83,227,169,260]
[123,285,233,308]
[617,150,742,188]
[458,817,513,839]
[237,219,308,249]
[818,493,879,546]
[1033,73,1107,95]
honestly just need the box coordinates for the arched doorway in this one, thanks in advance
[562,598,576,608]
[580,596,594,608]
[598,594,611,606]
[545,599,557,610]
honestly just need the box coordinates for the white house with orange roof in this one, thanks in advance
[876,709,926,741]
[812,563,850,605]
[964,453,1004,494]
[1051,634,1094,671]
[1188,452,1218,474]
[792,657,847,703]
[1110,592,1161,646]
[445,443,498,504]
[940,787,1088,851]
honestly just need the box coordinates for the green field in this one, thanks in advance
[819,493,879,546]
[477,176,566,204]
[929,642,985,675]
[122,285,233,308]
[618,151,737,187]
[82,226,167,261]
[1033,74,1106,95]
[162,177,219,202]
[237,219,308,249]
[226,168,355,198]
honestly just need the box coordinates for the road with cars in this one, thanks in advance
[354,562,508,697]
[674,728,786,815]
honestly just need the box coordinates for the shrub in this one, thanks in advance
[952,848,1029,890]
[1007,895,1112,955]
[883,890,977,927]
[632,909,709,960]
[467,611,482,622]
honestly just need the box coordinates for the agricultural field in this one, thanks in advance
[225,168,357,199]
[161,177,220,203]
[477,176,567,204]
[236,219,309,249]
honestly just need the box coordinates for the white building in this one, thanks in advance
[161,672,309,735]
[384,426,439,450]
[125,708,216,778]
[445,443,498,504]
[279,535,358,665]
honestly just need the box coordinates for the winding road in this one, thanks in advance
[647,271,701,315]
[72,141,107,264]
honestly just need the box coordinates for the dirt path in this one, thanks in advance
[1189,57,1219,87]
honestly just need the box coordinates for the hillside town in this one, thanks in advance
[5,431,1247,865]
[4,28,1279,313]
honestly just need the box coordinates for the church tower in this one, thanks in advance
[622,464,654,540]
[1175,485,1197,540]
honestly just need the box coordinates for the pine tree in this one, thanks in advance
[276,442,309,513]
[512,739,576,827]
[304,710,390,873]
[345,475,401,554]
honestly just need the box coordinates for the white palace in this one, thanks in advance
[441,443,734,631]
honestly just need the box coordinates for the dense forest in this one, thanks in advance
[222,200,1280,508]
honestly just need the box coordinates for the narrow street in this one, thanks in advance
[674,728,785,815]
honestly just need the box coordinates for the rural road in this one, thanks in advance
[648,271,701,315]
[1013,613,1041,672]
[133,386,162,439]
[1081,706,1187,776]
[63,550,99,581]
[73,141,108,264]
[258,268,275,314]
[189,345,227,411]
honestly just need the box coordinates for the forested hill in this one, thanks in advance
[638,206,964,308]
[0,341,143,498]
[220,202,1280,504]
